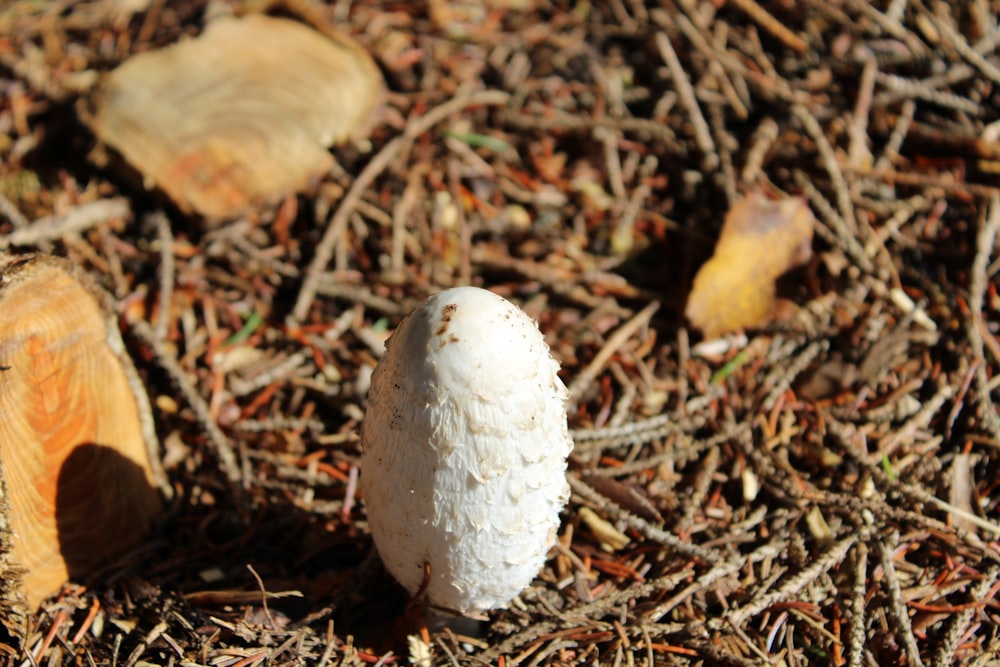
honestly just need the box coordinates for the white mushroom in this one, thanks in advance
[360,286,572,617]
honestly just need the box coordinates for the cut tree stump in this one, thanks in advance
[83,14,385,221]
[0,254,164,642]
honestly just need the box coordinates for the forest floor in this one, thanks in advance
[2,0,1000,665]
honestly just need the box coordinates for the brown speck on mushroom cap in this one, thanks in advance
[435,303,458,337]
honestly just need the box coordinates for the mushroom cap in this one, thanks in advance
[360,286,572,616]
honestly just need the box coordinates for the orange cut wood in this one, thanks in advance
[84,14,384,220]
[0,255,163,636]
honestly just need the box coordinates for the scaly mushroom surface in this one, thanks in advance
[360,286,572,616]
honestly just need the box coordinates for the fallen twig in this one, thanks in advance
[0,198,129,249]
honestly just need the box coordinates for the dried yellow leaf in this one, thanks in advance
[685,192,815,339]
[805,505,834,548]
[579,506,631,552]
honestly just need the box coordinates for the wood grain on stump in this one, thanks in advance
[0,255,162,639]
